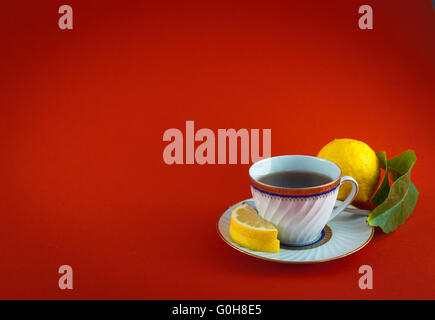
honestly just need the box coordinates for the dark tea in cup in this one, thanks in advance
[257,171,333,188]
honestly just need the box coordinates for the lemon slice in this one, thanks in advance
[230,203,280,253]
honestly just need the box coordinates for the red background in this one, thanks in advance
[0,0,434,299]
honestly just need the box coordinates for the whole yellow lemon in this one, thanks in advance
[317,139,380,203]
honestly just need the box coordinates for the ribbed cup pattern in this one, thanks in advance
[251,187,338,245]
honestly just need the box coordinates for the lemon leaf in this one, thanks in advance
[367,150,419,233]
[387,150,417,182]
[371,152,390,206]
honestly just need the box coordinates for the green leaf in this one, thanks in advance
[367,150,419,233]
[387,150,417,182]
[371,152,390,206]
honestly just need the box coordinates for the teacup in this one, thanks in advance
[249,155,358,246]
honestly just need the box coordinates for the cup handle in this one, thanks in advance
[328,176,359,222]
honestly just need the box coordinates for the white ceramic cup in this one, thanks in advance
[249,155,358,246]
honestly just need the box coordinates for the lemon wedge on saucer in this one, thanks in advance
[230,203,280,253]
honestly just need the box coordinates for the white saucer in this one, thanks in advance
[217,199,374,263]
